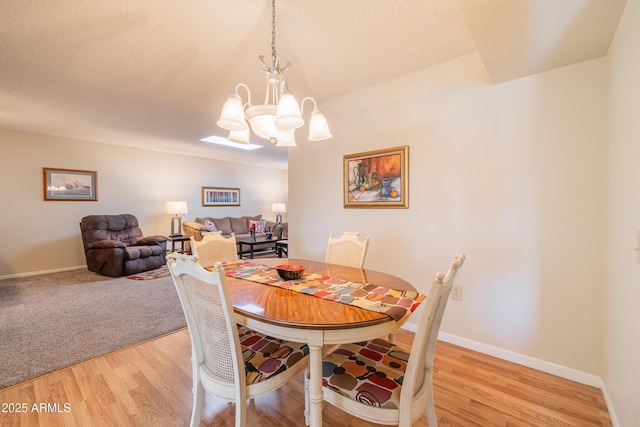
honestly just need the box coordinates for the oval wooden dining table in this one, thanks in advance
[225,258,417,427]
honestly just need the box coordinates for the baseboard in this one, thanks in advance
[599,380,620,427]
[0,265,86,280]
[401,323,601,388]
[441,331,603,387]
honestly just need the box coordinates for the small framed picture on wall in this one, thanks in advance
[202,186,240,206]
[43,167,98,201]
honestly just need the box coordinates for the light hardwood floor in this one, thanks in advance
[0,328,612,426]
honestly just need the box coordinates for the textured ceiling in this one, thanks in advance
[0,0,627,169]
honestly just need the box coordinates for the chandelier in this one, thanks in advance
[217,0,332,147]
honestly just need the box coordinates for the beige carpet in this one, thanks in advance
[0,268,186,389]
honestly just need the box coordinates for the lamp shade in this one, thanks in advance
[228,128,251,144]
[217,93,248,131]
[275,91,304,130]
[308,108,332,141]
[271,203,286,213]
[274,131,297,147]
[165,201,188,215]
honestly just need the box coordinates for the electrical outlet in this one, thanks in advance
[451,285,463,301]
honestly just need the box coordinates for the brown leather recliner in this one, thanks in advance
[79,214,167,277]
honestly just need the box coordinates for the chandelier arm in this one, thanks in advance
[300,97,318,116]
[258,55,269,73]
[265,74,274,105]
[234,83,252,107]
[280,61,292,74]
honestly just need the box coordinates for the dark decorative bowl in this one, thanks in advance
[276,264,305,280]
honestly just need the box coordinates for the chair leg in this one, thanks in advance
[425,388,437,427]
[235,400,247,427]
[388,331,397,344]
[304,367,310,426]
[190,383,204,427]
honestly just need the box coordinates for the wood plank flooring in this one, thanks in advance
[0,328,612,426]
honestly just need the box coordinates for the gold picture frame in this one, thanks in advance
[202,186,240,206]
[344,146,408,208]
[43,167,98,201]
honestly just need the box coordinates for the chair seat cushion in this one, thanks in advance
[322,338,410,409]
[238,326,309,385]
[125,245,163,260]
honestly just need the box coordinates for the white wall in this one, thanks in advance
[0,128,287,277]
[605,0,640,424]
[289,52,606,377]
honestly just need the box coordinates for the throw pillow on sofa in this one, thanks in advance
[204,220,217,231]
[243,215,262,231]
[248,220,267,233]
[194,217,231,234]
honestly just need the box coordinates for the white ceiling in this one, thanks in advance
[0,0,627,169]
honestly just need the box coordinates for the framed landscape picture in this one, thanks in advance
[43,168,97,201]
[202,186,240,206]
[344,146,408,208]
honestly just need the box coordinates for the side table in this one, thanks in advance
[276,240,288,258]
[167,235,191,254]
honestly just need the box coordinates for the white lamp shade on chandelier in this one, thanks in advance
[227,127,251,144]
[275,90,304,129]
[308,107,333,141]
[216,0,331,147]
[217,94,247,132]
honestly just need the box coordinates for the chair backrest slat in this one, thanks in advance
[190,232,238,267]
[325,231,369,268]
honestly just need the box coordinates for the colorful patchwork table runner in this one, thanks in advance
[222,261,426,323]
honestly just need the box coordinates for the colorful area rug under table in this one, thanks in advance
[222,261,425,323]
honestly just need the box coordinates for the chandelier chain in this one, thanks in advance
[271,0,277,66]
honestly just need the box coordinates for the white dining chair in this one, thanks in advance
[325,231,369,268]
[167,253,310,427]
[317,253,466,427]
[190,231,238,267]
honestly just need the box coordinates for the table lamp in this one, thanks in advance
[271,203,286,239]
[271,203,286,225]
[165,201,188,237]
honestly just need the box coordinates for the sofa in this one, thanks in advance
[79,214,167,277]
[183,215,288,254]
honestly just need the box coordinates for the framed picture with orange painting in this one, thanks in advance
[343,145,408,208]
